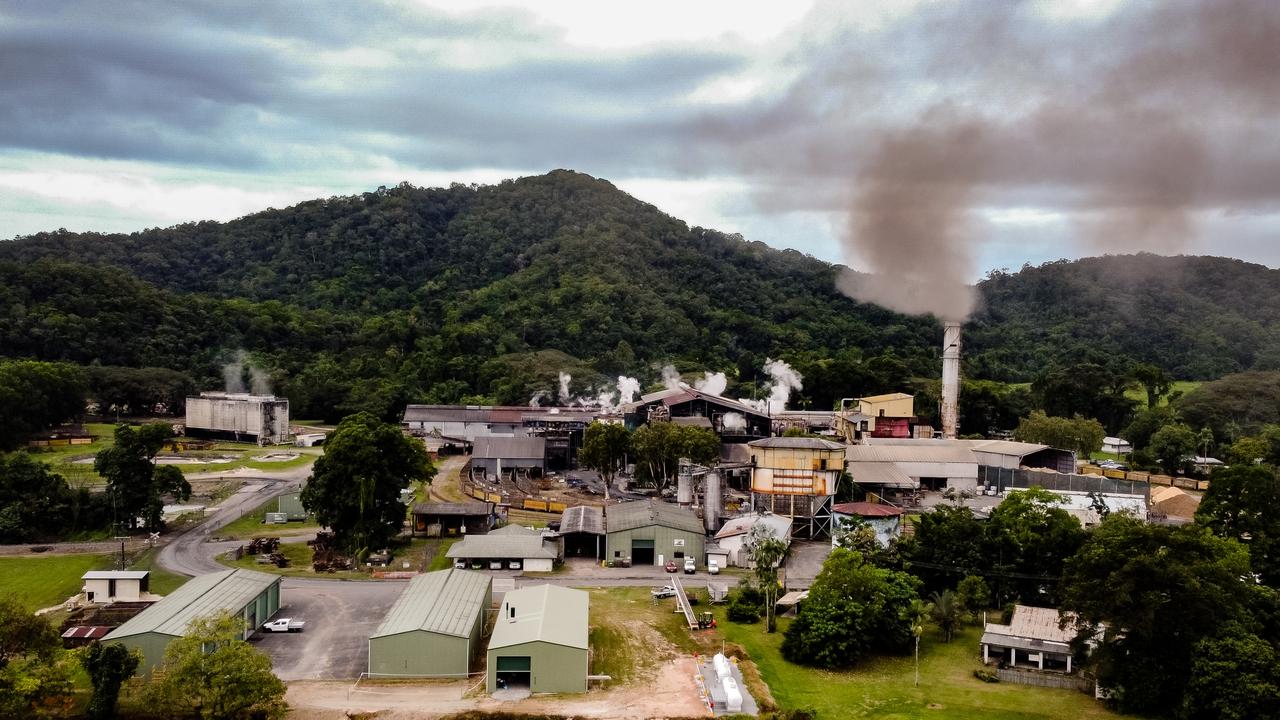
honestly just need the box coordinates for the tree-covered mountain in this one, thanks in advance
[2,170,1277,422]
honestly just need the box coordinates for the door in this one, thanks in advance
[495,655,531,689]
[631,538,655,565]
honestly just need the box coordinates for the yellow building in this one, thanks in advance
[857,393,915,419]
[747,437,846,538]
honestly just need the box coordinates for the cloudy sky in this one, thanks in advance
[1,0,1277,284]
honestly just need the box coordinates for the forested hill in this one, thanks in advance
[2,170,1277,420]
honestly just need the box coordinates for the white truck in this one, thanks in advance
[262,618,306,633]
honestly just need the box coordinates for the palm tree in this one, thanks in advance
[930,590,962,642]
[910,598,933,687]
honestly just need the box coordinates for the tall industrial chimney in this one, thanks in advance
[941,321,961,439]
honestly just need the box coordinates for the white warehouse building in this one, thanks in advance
[185,392,290,445]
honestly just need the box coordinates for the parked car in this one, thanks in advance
[651,585,677,599]
[684,558,696,574]
[262,618,305,633]
[454,559,467,569]
[508,560,522,570]
[707,559,720,575]
[664,560,678,573]
[489,560,503,570]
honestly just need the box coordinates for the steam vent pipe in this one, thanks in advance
[941,321,962,439]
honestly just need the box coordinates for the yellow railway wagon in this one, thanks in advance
[1149,474,1173,486]
[522,498,550,512]
[1126,471,1150,482]
[1103,468,1127,479]
[486,492,503,504]
[471,487,488,501]
[1081,465,1103,476]
[1197,480,1211,491]
[547,501,567,513]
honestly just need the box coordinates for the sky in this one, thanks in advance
[1,0,1277,288]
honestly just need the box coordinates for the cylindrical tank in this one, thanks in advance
[704,470,722,533]
[941,320,962,439]
[713,653,731,680]
[723,676,743,712]
[677,465,693,505]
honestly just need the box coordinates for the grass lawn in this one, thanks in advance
[585,586,701,683]
[710,614,1120,720]
[215,496,321,540]
[126,548,190,595]
[0,554,111,610]
[1124,380,1201,408]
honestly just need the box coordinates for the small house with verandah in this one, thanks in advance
[981,605,1079,673]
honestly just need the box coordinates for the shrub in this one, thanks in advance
[974,668,1000,683]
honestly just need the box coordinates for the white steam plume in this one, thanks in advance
[222,350,272,395]
[558,372,572,403]
[617,376,641,405]
[721,412,747,431]
[528,390,550,407]
[695,371,728,396]
[763,358,803,414]
[661,365,683,391]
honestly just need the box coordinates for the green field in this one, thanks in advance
[710,611,1119,720]
[216,496,321,540]
[1124,380,1201,408]
[0,554,112,610]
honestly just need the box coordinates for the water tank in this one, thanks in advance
[703,470,722,533]
[677,465,693,505]
[723,676,743,712]
[713,653,731,681]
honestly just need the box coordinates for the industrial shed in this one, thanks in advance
[487,584,589,694]
[184,392,290,445]
[447,525,559,572]
[368,568,492,678]
[605,500,705,567]
[622,386,771,440]
[471,436,547,476]
[103,569,281,673]
[714,513,793,567]
[846,443,979,492]
[82,570,151,604]
[412,501,498,536]
[558,505,605,559]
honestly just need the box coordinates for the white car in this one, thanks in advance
[262,618,305,633]
[684,558,696,574]
[707,559,720,575]
[453,559,466,569]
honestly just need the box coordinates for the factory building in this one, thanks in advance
[713,513,793,567]
[184,392,290,445]
[471,436,547,478]
[746,436,845,539]
[846,443,979,493]
[557,505,605,559]
[103,569,281,673]
[487,584,589,694]
[622,386,770,441]
[855,393,917,438]
[605,500,705,567]
[368,568,491,678]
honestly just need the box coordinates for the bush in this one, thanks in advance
[727,595,761,623]
[973,668,1000,683]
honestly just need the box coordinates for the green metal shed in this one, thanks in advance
[604,500,706,567]
[368,568,492,677]
[102,568,281,673]
[486,584,588,694]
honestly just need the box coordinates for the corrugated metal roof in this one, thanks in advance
[859,392,914,403]
[559,506,604,535]
[411,502,494,517]
[404,405,489,424]
[490,524,540,536]
[833,501,905,517]
[606,500,704,535]
[714,513,793,540]
[446,534,557,560]
[844,461,916,487]
[846,444,977,464]
[82,570,149,580]
[984,605,1076,645]
[748,437,845,451]
[370,568,490,639]
[968,439,1051,457]
[104,569,279,640]
[473,436,546,460]
[489,584,588,651]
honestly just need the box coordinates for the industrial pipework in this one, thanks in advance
[941,321,962,439]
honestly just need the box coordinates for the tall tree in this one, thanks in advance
[0,360,86,450]
[577,422,630,500]
[1149,423,1196,474]
[146,612,286,720]
[0,596,74,718]
[1182,623,1280,720]
[80,642,139,720]
[301,412,433,557]
[984,486,1085,605]
[744,523,789,633]
[1060,515,1254,715]
[929,590,961,642]
[629,423,719,490]
[1130,363,1172,409]
[94,423,191,532]
[1197,464,1280,585]
[1013,411,1104,457]
[0,453,74,543]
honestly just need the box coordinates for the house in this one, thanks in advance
[604,500,705,567]
[1101,437,1132,455]
[487,585,589,694]
[471,436,547,477]
[981,605,1080,674]
[82,570,153,604]
[832,502,905,547]
[713,513,793,567]
[446,525,559,572]
[368,568,491,678]
[103,569,281,673]
[412,501,498,536]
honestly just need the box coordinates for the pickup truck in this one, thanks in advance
[262,618,306,633]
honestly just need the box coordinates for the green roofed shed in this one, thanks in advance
[103,568,281,673]
[604,500,705,567]
[368,568,492,677]
[487,584,588,694]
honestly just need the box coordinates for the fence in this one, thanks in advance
[979,466,1149,496]
[996,667,1091,692]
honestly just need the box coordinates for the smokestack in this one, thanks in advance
[941,321,961,439]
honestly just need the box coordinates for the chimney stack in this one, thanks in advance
[941,321,961,439]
